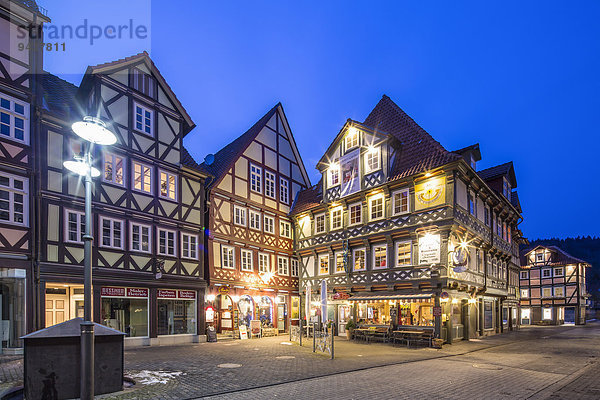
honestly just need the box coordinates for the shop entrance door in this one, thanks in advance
[277,304,286,332]
[564,307,575,324]
[45,294,68,327]
[217,295,233,332]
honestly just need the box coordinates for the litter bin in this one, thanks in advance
[22,317,125,400]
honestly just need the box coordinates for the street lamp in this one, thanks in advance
[63,116,116,400]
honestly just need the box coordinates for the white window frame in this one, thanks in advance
[315,213,325,234]
[541,287,552,298]
[319,255,329,275]
[258,252,270,273]
[181,233,198,260]
[364,146,381,174]
[372,244,388,269]
[280,177,289,204]
[234,205,247,226]
[157,227,177,257]
[345,129,359,150]
[64,209,85,244]
[280,220,292,239]
[392,189,409,215]
[241,249,253,272]
[277,256,289,276]
[133,102,154,136]
[99,216,124,250]
[395,241,412,267]
[103,153,125,186]
[542,268,552,278]
[348,202,362,225]
[328,165,340,187]
[159,169,178,201]
[520,271,529,279]
[334,252,345,273]
[250,164,262,193]
[132,161,153,194]
[265,170,276,199]
[130,222,151,253]
[369,195,384,221]
[330,207,342,230]
[553,286,565,297]
[221,245,235,269]
[553,267,564,277]
[353,248,366,271]
[0,94,29,144]
[290,259,299,277]
[0,172,28,227]
[249,209,261,231]
[543,307,552,320]
[264,215,275,234]
[520,288,529,298]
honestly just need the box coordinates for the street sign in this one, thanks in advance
[433,306,442,317]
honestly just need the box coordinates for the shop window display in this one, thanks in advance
[238,295,254,327]
[257,296,273,327]
[157,299,196,335]
[0,270,25,349]
[101,298,148,337]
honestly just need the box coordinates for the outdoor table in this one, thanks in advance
[393,330,427,347]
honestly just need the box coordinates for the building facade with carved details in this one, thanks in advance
[291,95,524,341]
[200,104,310,335]
[519,245,589,326]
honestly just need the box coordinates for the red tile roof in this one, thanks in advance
[290,180,323,215]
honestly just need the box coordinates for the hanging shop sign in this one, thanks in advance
[339,149,361,197]
[218,286,230,295]
[414,176,446,210]
[418,234,441,264]
[101,287,148,298]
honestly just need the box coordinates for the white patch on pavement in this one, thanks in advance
[128,370,185,385]
[275,356,295,359]
[357,355,363,357]
[280,342,293,345]
[218,363,242,368]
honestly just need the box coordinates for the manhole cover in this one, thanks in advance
[280,342,293,345]
[472,364,502,370]
[275,356,295,360]
[218,363,242,369]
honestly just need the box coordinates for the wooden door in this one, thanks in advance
[45,294,69,327]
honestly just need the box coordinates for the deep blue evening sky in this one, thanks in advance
[44,0,600,239]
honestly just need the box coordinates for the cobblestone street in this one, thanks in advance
[1,323,599,399]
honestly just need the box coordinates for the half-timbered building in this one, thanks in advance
[200,104,310,335]
[37,52,208,346]
[519,245,589,325]
[291,95,524,341]
[0,0,49,353]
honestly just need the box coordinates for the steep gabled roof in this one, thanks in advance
[199,104,279,188]
[40,71,79,119]
[180,146,209,177]
[78,51,194,134]
[477,161,517,188]
[290,180,323,215]
[452,143,481,162]
[522,245,590,267]
[363,95,461,180]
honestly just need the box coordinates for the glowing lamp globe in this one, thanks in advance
[72,116,117,145]
[63,160,101,178]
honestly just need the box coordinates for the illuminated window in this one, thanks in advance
[265,170,276,198]
[345,129,359,150]
[103,153,125,186]
[250,164,262,193]
[369,195,384,220]
[520,289,529,298]
[330,207,342,230]
[396,241,411,266]
[132,161,152,194]
[373,245,387,269]
[353,249,366,271]
[392,189,409,215]
[258,252,270,273]
[328,165,340,187]
[543,307,552,320]
[280,220,292,238]
[349,202,362,225]
[319,255,329,275]
[159,170,177,201]
[553,286,565,297]
[335,253,345,273]
[278,256,289,275]
[542,287,552,298]
[315,213,325,234]
[364,147,380,174]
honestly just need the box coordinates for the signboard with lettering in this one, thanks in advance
[157,289,177,299]
[127,288,148,298]
[250,320,262,337]
[101,287,125,297]
[419,234,441,264]
[239,324,248,340]
[178,290,196,299]
[206,325,217,342]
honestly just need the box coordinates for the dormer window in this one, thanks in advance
[345,128,359,151]
[328,164,340,187]
[503,178,511,200]
[364,146,381,174]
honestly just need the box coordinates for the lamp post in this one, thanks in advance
[63,116,116,400]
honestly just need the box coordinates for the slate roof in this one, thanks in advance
[13,0,40,12]
[521,245,591,267]
[363,95,462,180]
[510,191,522,212]
[180,146,209,176]
[477,161,517,187]
[40,71,79,119]
[199,103,279,188]
[290,180,322,215]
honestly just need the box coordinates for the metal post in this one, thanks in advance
[299,314,302,346]
[80,150,95,400]
[289,317,292,342]
[331,325,334,359]
[312,322,316,352]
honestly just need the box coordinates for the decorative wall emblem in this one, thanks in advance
[415,176,446,210]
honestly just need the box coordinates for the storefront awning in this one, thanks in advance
[349,292,434,302]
